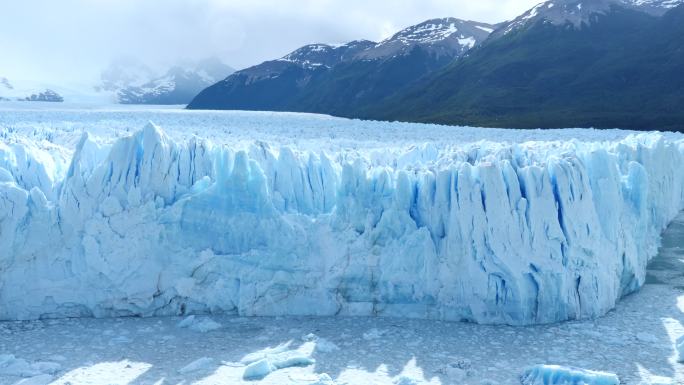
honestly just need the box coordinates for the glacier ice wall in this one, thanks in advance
[1,123,683,325]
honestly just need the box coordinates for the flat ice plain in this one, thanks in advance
[1,104,684,383]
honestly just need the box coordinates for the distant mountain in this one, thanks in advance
[360,0,684,130]
[187,18,494,113]
[359,17,494,59]
[100,57,234,105]
[0,77,64,102]
[0,77,12,90]
[0,77,11,101]
[188,1,684,131]
[23,89,64,102]
[492,0,682,37]
[97,57,157,95]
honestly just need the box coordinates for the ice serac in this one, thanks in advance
[1,124,684,324]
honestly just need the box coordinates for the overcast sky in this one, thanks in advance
[0,0,540,84]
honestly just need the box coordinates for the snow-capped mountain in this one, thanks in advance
[97,57,157,94]
[23,89,64,102]
[498,0,684,34]
[277,41,376,68]
[271,18,494,68]
[100,57,234,105]
[234,40,375,81]
[0,77,64,102]
[358,18,494,60]
[361,0,684,130]
[188,18,494,112]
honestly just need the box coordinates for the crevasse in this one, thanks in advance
[1,123,683,325]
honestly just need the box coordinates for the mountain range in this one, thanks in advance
[0,77,65,102]
[99,57,234,105]
[187,18,495,115]
[1,58,234,105]
[188,0,684,130]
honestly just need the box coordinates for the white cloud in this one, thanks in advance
[0,0,540,83]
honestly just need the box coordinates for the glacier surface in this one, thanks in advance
[1,112,684,325]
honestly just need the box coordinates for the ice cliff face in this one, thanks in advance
[1,124,683,324]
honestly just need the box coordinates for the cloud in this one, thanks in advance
[0,0,540,83]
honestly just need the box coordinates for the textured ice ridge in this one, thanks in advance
[1,123,683,325]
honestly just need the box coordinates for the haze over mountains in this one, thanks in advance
[98,57,235,105]
[4,0,683,130]
[1,58,234,105]
[189,0,684,130]
[0,77,65,102]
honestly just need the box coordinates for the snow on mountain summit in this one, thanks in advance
[384,17,489,45]
[627,0,684,8]
[274,18,495,68]
[499,0,683,34]
[188,17,495,111]
[0,77,66,102]
[359,18,494,60]
[278,41,375,68]
[100,58,234,105]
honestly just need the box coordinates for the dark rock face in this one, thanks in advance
[361,2,684,131]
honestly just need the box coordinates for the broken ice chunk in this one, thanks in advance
[521,365,619,385]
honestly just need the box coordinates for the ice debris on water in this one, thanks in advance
[302,333,340,353]
[12,374,54,385]
[439,357,472,381]
[676,335,684,363]
[521,365,620,385]
[310,373,336,385]
[0,355,61,378]
[241,343,315,379]
[177,315,222,332]
[178,357,214,374]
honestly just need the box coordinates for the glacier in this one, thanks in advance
[1,121,684,325]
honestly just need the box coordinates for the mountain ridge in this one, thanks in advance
[100,57,234,105]
[187,17,494,112]
[0,77,65,102]
[190,1,684,130]
[360,2,684,130]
